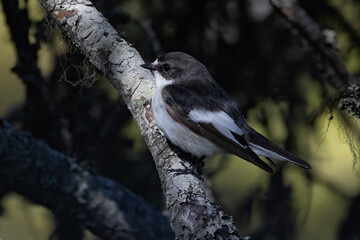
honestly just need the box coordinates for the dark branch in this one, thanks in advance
[1,0,64,149]
[0,120,173,240]
[270,0,360,118]
[270,0,358,87]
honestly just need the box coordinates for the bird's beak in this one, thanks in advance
[141,63,156,71]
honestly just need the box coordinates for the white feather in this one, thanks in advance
[152,73,224,157]
[249,143,288,161]
[151,59,172,88]
[188,109,246,148]
[154,71,172,88]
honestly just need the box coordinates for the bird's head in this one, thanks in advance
[141,52,208,87]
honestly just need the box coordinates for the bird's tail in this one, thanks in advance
[246,128,311,169]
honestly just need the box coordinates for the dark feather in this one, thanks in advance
[265,157,277,169]
[246,128,311,169]
[162,86,273,173]
[153,51,311,172]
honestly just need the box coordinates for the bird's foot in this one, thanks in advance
[168,159,204,181]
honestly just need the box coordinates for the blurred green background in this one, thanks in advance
[1,0,360,239]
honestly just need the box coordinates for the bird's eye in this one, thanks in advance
[162,64,171,72]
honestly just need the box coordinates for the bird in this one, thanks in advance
[141,52,311,173]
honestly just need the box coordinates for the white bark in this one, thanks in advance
[37,0,242,239]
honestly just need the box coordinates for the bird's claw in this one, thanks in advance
[168,161,204,181]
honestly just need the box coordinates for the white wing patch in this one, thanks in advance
[188,109,247,148]
[152,88,224,158]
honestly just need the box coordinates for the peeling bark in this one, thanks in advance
[37,0,242,239]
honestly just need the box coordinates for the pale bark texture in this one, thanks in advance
[37,0,241,239]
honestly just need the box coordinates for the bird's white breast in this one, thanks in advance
[152,73,224,158]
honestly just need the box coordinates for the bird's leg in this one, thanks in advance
[191,155,205,175]
[167,154,205,181]
[168,162,204,181]
[166,141,205,180]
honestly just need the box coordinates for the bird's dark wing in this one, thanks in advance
[245,128,311,169]
[223,99,311,169]
[162,84,273,173]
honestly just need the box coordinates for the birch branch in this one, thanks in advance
[0,120,173,240]
[37,0,241,239]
